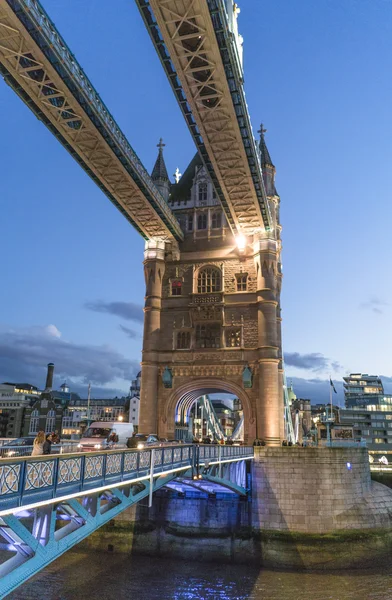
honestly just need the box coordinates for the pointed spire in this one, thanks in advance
[152,138,169,182]
[258,124,274,168]
[258,123,277,197]
[151,138,170,200]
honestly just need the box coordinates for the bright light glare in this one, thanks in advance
[236,234,246,251]
[118,415,124,422]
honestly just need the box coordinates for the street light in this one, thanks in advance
[118,415,124,422]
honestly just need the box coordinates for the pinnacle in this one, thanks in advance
[151,138,169,182]
[258,123,274,168]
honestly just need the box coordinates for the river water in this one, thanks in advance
[7,552,392,600]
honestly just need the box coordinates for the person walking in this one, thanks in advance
[31,430,45,456]
[43,434,53,455]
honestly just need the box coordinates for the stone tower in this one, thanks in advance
[140,135,283,445]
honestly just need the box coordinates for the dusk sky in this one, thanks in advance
[1,0,392,403]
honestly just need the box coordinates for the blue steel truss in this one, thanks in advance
[0,445,253,597]
[135,0,271,232]
[1,0,183,242]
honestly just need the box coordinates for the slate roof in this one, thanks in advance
[151,146,169,182]
[169,152,202,202]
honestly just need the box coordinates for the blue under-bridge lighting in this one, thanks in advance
[346,462,352,470]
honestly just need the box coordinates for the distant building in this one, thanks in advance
[22,363,132,438]
[128,371,141,427]
[0,382,40,438]
[211,399,236,437]
[344,373,386,407]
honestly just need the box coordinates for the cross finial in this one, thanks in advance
[174,167,182,184]
[258,123,267,137]
[157,138,165,150]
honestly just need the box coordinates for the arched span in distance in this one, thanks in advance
[166,379,255,443]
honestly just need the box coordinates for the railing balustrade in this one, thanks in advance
[0,444,254,513]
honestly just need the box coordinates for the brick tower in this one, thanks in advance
[140,131,283,445]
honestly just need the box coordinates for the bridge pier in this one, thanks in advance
[84,447,392,570]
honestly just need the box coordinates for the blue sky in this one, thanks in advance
[1,0,392,402]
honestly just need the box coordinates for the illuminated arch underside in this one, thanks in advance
[176,388,232,424]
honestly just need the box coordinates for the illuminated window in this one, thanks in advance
[171,280,182,296]
[197,267,221,293]
[198,182,207,202]
[29,409,40,435]
[236,274,247,291]
[211,212,222,229]
[196,324,220,348]
[226,329,241,347]
[198,214,207,230]
[177,331,191,349]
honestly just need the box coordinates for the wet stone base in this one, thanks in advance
[77,494,392,570]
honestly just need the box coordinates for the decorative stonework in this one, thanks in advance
[25,461,54,490]
[58,458,81,484]
[84,455,103,480]
[0,464,20,495]
[106,454,122,475]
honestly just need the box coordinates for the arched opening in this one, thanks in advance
[166,380,254,443]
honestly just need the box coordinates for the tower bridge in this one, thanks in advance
[1,1,286,449]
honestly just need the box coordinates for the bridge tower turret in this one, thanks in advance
[151,138,170,201]
[139,140,284,445]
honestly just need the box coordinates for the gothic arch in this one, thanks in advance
[165,378,255,441]
[194,264,222,294]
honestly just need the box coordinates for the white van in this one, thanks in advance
[78,421,134,452]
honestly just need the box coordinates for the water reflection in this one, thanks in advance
[8,552,392,600]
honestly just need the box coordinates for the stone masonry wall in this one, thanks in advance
[253,447,392,532]
[80,447,392,569]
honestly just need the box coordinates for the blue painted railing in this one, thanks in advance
[0,445,253,514]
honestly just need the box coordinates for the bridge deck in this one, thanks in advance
[136,0,271,236]
[0,0,183,241]
[0,445,253,596]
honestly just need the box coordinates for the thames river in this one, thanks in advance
[8,552,392,600]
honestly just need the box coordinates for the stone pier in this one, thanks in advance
[79,448,392,569]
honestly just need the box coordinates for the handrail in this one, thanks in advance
[0,444,254,514]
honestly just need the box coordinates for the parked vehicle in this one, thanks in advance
[126,433,160,449]
[1,437,35,457]
[78,421,134,452]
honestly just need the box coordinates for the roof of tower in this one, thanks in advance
[258,124,274,168]
[170,152,203,202]
[151,138,169,182]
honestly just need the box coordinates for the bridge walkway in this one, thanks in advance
[0,444,253,597]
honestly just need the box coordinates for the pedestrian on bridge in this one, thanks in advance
[31,430,45,456]
[43,434,53,455]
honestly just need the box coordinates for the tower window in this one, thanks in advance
[196,324,220,348]
[198,182,207,203]
[171,280,182,296]
[177,331,191,349]
[236,274,247,291]
[226,329,241,347]
[211,212,222,229]
[197,214,207,230]
[188,214,193,231]
[197,267,221,293]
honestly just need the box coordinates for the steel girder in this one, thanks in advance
[135,0,272,236]
[0,472,177,598]
[0,0,183,242]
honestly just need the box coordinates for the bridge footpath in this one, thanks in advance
[0,444,253,598]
